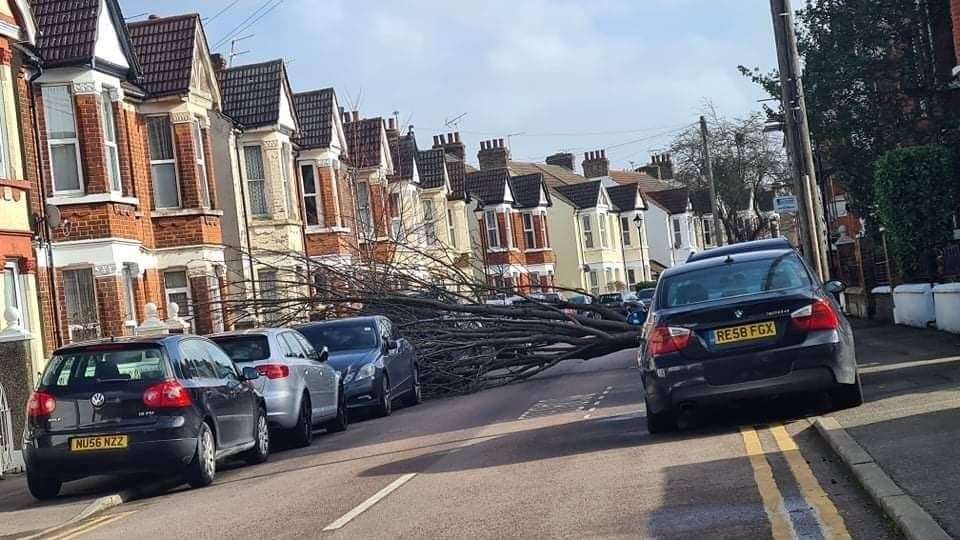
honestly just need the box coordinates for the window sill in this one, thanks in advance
[305,225,351,234]
[524,248,552,253]
[48,192,140,207]
[151,208,225,218]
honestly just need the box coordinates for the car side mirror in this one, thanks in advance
[315,347,329,363]
[385,338,398,351]
[241,366,260,381]
[825,280,846,294]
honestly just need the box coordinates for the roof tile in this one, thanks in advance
[217,59,287,128]
[293,88,335,149]
[127,14,198,97]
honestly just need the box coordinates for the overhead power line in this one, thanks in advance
[213,0,285,50]
[205,0,241,23]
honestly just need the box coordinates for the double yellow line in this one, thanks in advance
[740,424,851,540]
[45,511,136,540]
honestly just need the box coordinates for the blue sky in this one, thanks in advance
[119,0,778,170]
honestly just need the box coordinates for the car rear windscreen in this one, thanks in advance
[41,345,168,388]
[599,294,622,303]
[297,322,379,352]
[660,253,812,308]
[211,335,270,363]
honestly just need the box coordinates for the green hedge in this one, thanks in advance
[874,145,958,280]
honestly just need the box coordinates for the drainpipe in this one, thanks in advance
[574,209,587,292]
[25,60,65,349]
[618,212,629,289]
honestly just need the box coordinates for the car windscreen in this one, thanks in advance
[598,294,622,304]
[636,289,655,300]
[541,293,562,303]
[211,335,270,363]
[659,253,812,308]
[567,296,588,304]
[41,345,168,389]
[297,322,379,352]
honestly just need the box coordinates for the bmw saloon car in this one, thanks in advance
[639,240,862,434]
[295,316,421,417]
[23,335,269,500]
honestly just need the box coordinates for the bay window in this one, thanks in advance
[281,143,294,217]
[447,208,457,248]
[300,164,323,226]
[581,215,594,249]
[389,193,402,239]
[163,270,192,320]
[2,263,24,329]
[121,264,138,329]
[540,210,550,248]
[522,213,535,249]
[672,218,683,247]
[63,268,99,341]
[703,217,713,246]
[244,145,268,215]
[356,181,374,238]
[598,213,608,248]
[621,216,631,246]
[147,116,180,208]
[422,199,437,244]
[43,85,83,193]
[192,120,210,208]
[485,210,499,248]
[100,90,121,192]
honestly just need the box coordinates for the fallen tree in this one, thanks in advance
[210,225,642,398]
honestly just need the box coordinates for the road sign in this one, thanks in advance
[774,195,798,214]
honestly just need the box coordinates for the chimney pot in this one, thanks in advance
[433,135,440,145]
[498,138,504,148]
[454,132,461,143]
[481,141,487,150]
[601,149,606,158]
[352,110,359,122]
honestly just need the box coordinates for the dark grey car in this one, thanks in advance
[295,316,421,417]
[639,243,862,433]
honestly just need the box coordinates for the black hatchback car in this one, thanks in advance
[639,243,862,433]
[23,335,270,500]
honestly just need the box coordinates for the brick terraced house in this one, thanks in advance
[292,88,357,267]
[127,13,227,335]
[217,58,307,324]
[27,0,169,351]
[341,111,396,263]
[0,0,44,373]
[465,139,555,292]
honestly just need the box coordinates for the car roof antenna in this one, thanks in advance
[724,255,735,264]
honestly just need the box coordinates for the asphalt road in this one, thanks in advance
[35,349,897,539]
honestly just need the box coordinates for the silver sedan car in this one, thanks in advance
[209,328,347,447]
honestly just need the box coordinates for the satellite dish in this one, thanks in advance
[45,204,61,229]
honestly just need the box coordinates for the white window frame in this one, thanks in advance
[540,210,550,248]
[300,163,323,226]
[672,217,683,247]
[121,263,138,328]
[598,213,608,249]
[627,268,637,285]
[146,115,180,209]
[588,270,600,296]
[63,267,100,341]
[2,262,25,329]
[244,145,269,216]
[0,82,10,179]
[281,142,295,217]
[504,211,513,249]
[43,85,84,195]
[389,192,403,240]
[485,210,500,248]
[530,271,541,293]
[522,212,536,249]
[621,216,631,246]
[163,269,192,321]
[581,215,594,249]
[421,198,437,245]
[192,119,210,208]
[447,208,457,248]
[604,269,612,291]
[703,217,713,246]
[100,90,121,192]
[355,181,374,238]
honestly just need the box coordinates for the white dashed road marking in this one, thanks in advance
[324,473,418,531]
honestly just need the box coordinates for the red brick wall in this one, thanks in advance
[305,230,356,257]
[75,94,109,194]
[112,101,134,197]
[201,127,217,209]
[152,214,222,249]
[35,266,57,354]
[189,275,214,336]
[142,269,163,319]
[51,202,140,242]
[316,165,339,227]
[368,183,390,238]
[126,108,156,248]
[174,121,202,208]
[94,275,125,337]
[17,69,41,215]
[524,250,556,265]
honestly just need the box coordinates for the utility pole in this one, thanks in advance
[699,116,723,247]
[769,0,829,281]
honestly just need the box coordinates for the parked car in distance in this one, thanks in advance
[564,294,600,319]
[685,237,793,263]
[635,288,656,310]
[599,292,631,315]
[295,316,420,417]
[209,328,347,447]
[23,335,269,500]
[639,241,861,434]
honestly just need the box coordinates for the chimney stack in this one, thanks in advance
[433,131,465,161]
[387,118,396,131]
[478,138,510,170]
[582,149,609,178]
[546,152,575,171]
[210,53,226,73]
[351,110,359,122]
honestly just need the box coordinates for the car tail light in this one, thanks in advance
[143,380,192,408]
[256,364,290,380]
[26,391,56,418]
[649,326,692,356]
[791,299,839,332]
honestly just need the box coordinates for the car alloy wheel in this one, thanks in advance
[256,414,269,455]
[378,377,392,417]
[201,428,215,478]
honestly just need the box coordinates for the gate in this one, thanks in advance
[0,382,14,477]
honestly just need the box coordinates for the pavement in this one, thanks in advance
[0,347,898,539]
[828,320,960,538]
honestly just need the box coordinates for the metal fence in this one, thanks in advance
[0,382,14,477]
